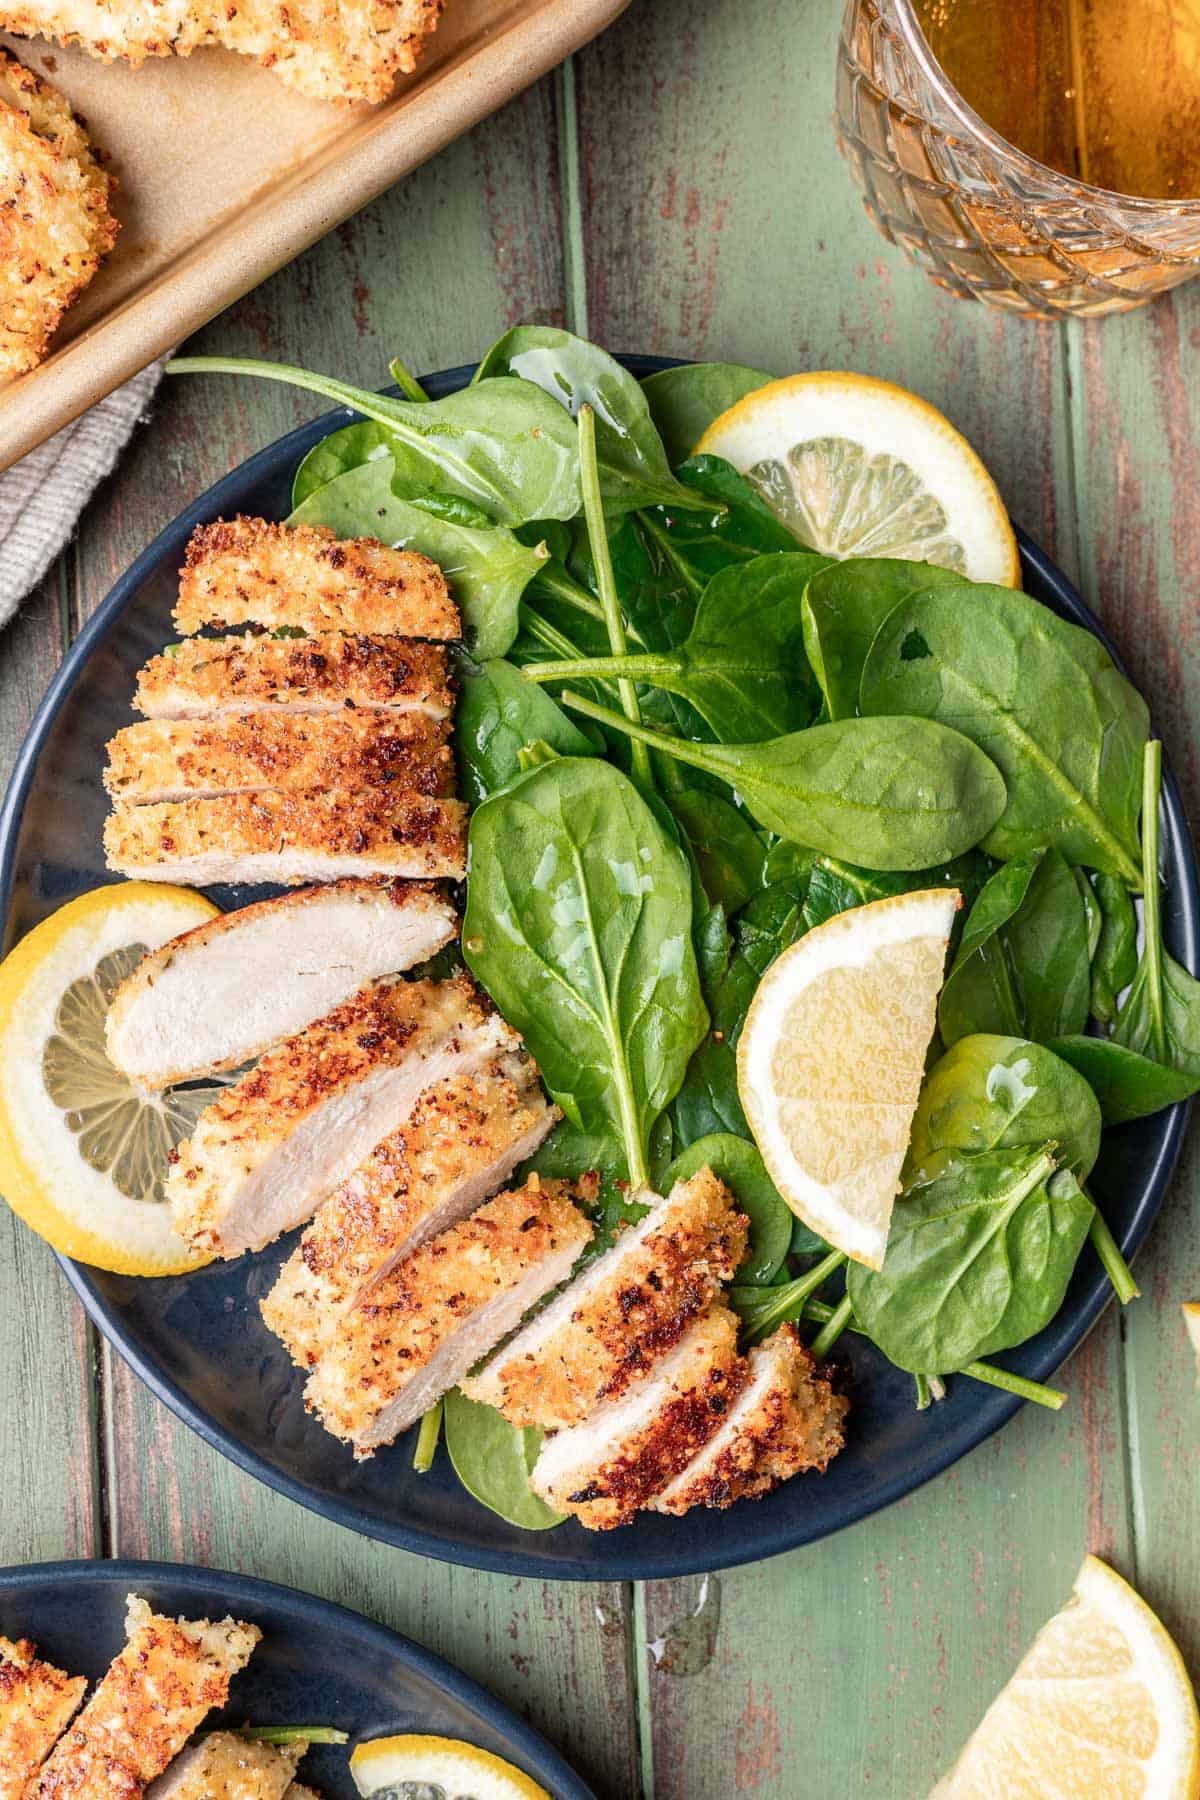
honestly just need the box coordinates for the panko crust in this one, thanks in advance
[0,1636,86,1798]
[133,633,455,721]
[0,49,117,378]
[175,516,458,639]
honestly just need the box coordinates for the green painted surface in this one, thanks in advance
[0,1,1196,1793]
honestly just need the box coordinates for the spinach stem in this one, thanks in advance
[517,610,622,705]
[388,354,430,402]
[1086,1202,1140,1304]
[561,689,716,772]
[413,1399,443,1472]
[1141,740,1167,1063]
[800,1299,1068,1410]
[637,509,707,597]
[577,406,653,791]
[523,652,677,685]
[914,1372,931,1411]
[740,1249,848,1346]
[241,1726,349,1744]
[809,1293,853,1358]
[529,563,608,625]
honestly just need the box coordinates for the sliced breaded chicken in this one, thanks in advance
[146,1732,305,1798]
[103,789,468,886]
[463,1168,749,1431]
[175,518,458,640]
[0,49,117,379]
[0,1636,86,1798]
[285,1788,320,1800]
[304,1175,593,1455]
[104,710,454,805]
[106,880,457,1088]
[651,1326,848,1515]
[263,1049,558,1370]
[166,975,514,1257]
[31,1595,259,1798]
[530,1307,745,1530]
[0,0,442,102]
[134,634,454,723]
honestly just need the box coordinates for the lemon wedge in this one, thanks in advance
[0,882,221,1275]
[932,1554,1200,1798]
[736,888,958,1268]
[698,371,1019,585]
[350,1734,551,1800]
[1184,1302,1200,1375]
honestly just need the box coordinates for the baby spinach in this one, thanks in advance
[847,1145,1093,1373]
[290,455,547,658]
[474,325,707,516]
[443,1389,564,1530]
[665,787,767,914]
[456,657,601,804]
[1047,1036,1200,1125]
[641,361,774,466]
[801,557,957,720]
[561,694,1008,871]
[802,850,991,932]
[663,1132,793,1285]
[859,581,1148,885]
[170,354,582,525]
[1112,743,1200,1077]
[1090,872,1139,1025]
[728,1249,846,1344]
[632,455,805,588]
[906,1033,1103,1183]
[291,419,391,507]
[463,756,708,1186]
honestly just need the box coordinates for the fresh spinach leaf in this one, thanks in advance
[1047,1036,1200,1124]
[802,850,991,932]
[1090,872,1139,1025]
[562,695,1007,871]
[801,556,958,720]
[172,354,581,525]
[463,756,708,1186]
[635,455,805,589]
[456,657,601,803]
[663,1132,793,1285]
[763,839,816,891]
[906,1033,1103,1182]
[860,581,1148,884]
[848,1145,1092,1373]
[291,420,391,507]
[474,325,707,516]
[666,788,767,914]
[640,361,774,466]
[443,1389,564,1530]
[290,456,547,658]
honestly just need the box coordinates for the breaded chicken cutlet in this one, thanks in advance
[0,0,444,103]
[0,49,117,379]
[0,1637,86,1797]
[133,634,454,721]
[147,1731,306,1799]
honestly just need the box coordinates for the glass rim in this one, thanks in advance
[890,0,1200,214]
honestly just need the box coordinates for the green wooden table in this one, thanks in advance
[2,2,1198,1793]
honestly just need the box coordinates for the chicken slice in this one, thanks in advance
[285,1788,320,1799]
[462,1168,749,1431]
[146,1733,304,1799]
[106,880,456,1089]
[134,635,454,723]
[304,1176,593,1456]
[263,1050,558,1370]
[175,518,458,640]
[651,1326,848,1515]
[530,1307,745,1530]
[166,975,514,1257]
[31,1595,259,1798]
[103,790,467,886]
[104,711,453,805]
[0,1636,86,1798]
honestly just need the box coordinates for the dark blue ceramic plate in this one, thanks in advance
[0,1559,593,1797]
[0,358,1195,1581]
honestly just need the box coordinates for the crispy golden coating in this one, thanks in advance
[0,0,443,102]
[0,49,117,379]
[651,1326,848,1515]
[103,788,468,885]
[31,1595,259,1798]
[463,1168,749,1431]
[531,1307,745,1531]
[304,1176,593,1456]
[133,634,454,722]
[175,518,457,639]
[263,1050,557,1370]
[0,1636,86,1798]
[166,974,506,1255]
[149,1731,305,1798]
[104,709,454,803]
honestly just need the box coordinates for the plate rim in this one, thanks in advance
[0,355,1195,1581]
[0,1555,597,1798]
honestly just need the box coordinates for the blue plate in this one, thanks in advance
[0,358,1195,1581]
[0,1558,594,1796]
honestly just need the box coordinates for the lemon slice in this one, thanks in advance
[0,882,221,1275]
[932,1554,1200,1798]
[1184,1302,1200,1374]
[350,1734,551,1800]
[698,372,1019,585]
[736,888,958,1268]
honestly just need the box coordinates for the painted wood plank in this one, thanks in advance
[0,569,100,1565]
[73,76,641,1798]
